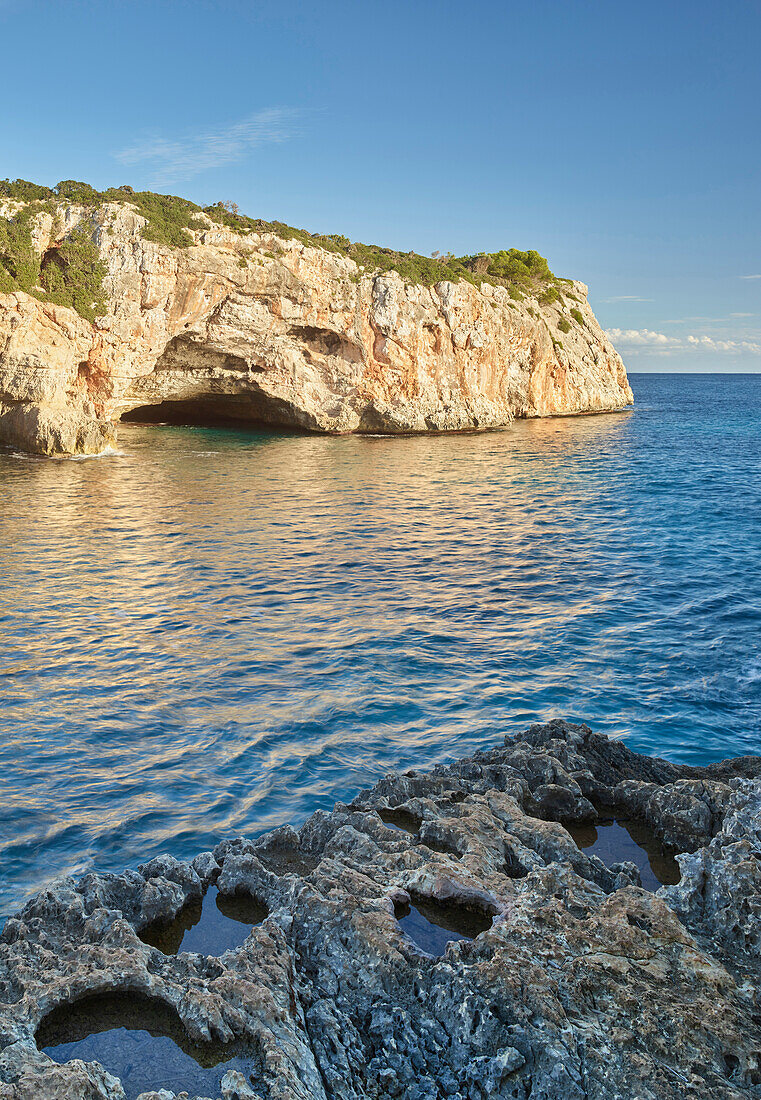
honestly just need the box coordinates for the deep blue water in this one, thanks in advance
[1,373,760,919]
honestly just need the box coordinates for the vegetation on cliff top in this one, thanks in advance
[205,197,563,293]
[0,178,572,320]
[0,196,106,322]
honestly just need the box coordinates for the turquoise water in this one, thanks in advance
[1,373,759,919]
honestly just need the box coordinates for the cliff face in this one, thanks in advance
[0,200,633,455]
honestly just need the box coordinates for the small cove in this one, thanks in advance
[1,374,760,920]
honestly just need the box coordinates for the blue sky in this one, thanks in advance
[2,0,759,371]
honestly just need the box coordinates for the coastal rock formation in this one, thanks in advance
[0,199,632,454]
[1,721,760,1099]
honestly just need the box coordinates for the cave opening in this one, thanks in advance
[120,333,315,433]
[120,392,311,433]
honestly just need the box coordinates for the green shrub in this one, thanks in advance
[40,223,106,322]
[0,207,41,293]
[0,203,106,320]
[54,180,101,204]
[557,316,571,333]
[1,177,570,309]
[538,285,561,306]
[0,179,55,202]
[482,247,552,285]
[570,307,584,326]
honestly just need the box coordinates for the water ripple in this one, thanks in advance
[1,374,760,917]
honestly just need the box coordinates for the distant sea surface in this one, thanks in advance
[1,373,759,918]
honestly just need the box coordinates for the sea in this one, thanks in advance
[1,372,759,919]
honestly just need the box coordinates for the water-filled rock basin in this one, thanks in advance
[564,818,681,890]
[36,992,257,1100]
[395,895,493,955]
[138,885,268,955]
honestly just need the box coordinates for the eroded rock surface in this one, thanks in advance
[1,720,759,1099]
[0,201,632,454]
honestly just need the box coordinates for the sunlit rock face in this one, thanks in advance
[0,202,633,454]
[1,721,760,1099]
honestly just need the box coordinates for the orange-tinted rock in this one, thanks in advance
[0,202,633,454]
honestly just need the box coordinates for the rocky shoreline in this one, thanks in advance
[1,720,760,1100]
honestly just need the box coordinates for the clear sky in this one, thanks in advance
[2,0,759,371]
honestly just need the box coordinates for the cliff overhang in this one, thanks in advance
[0,188,633,456]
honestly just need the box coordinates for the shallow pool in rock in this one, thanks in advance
[138,886,268,955]
[395,896,493,956]
[565,819,681,890]
[379,807,421,834]
[37,992,257,1100]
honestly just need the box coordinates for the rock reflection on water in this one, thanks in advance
[138,886,268,955]
[395,896,493,956]
[565,819,681,891]
[2,374,761,919]
[378,807,422,834]
[36,992,256,1100]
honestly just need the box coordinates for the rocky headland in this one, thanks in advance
[0,181,632,455]
[1,720,760,1100]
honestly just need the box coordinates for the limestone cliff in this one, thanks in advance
[0,196,633,455]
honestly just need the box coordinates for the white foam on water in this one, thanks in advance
[6,445,127,461]
[62,445,127,461]
[738,658,761,685]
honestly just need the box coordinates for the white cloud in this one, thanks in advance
[740,274,761,280]
[686,334,761,354]
[607,328,761,357]
[114,108,298,185]
[730,312,756,318]
[604,295,653,303]
[606,328,680,348]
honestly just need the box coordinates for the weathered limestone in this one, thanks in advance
[0,202,633,454]
[1,720,759,1099]
[0,293,115,455]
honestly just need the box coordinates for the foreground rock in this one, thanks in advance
[0,197,632,454]
[1,720,759,1099]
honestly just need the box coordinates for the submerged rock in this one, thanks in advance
[1,720,760,1099]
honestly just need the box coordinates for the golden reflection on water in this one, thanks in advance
[2,385,756,919]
